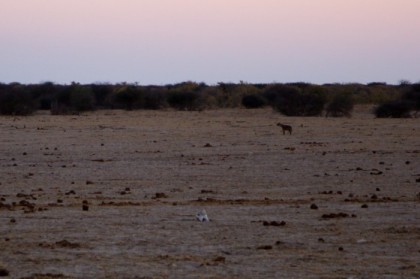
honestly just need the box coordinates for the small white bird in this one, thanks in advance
[196,209,210,222]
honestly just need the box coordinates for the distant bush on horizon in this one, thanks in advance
[326,93,354,117]
[241,94,267,108]
[0,81,415,116]
[374,82,420,118]
[264,84,326,116]
[50,84,95,115]
[0,83,37,115]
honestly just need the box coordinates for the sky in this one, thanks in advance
[1,0,419,85]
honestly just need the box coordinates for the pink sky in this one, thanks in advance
[1,0,419,84]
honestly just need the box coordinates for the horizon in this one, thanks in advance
[1,0,420,85]
[0,80,410,87]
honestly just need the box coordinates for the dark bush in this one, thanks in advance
[50,84,95,114]
[412,82,420,93]
[241,94,266,108]
[112,86,142,110]
[401,84,420,116]
[69,86,95,112]
[90,83,114,108]
[374,101,412,118]
[167,91,204,111]
[263,85,298,106]
[27,82,58,110]
[142,89,168,110]
[264,85,326,116]
[326,94,354,117]
[0,84,36,115]
[215,83,261,108]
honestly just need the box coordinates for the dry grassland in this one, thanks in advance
[0,106,419,278]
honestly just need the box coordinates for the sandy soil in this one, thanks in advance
[0,106,419,278]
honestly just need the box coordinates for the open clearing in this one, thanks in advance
[0,107,419,278]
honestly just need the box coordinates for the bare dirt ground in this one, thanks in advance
[0,106,419,278]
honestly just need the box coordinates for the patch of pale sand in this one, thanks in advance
[0,106,419,278]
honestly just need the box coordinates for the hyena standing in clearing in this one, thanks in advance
[277,123,292,135]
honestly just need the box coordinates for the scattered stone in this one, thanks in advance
[361,204,368,208]
[371,194,378,200]
[338,247,344,251]
[19,200,35,208]
[416,178,420,183]
[405,161,410,165]
[376,187,381,192]
[86,180,94,185]
[310,204,319,210]
[318,238,325,243]
[10,218,16,223]
[204,143,212,147]
[263,221,286,226]
[370,169,383,175]
[65,190,76,195]
[321,213,349,219]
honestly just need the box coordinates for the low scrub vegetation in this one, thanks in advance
[0,83,37,115]
[325,93,354,117]
[374,83,420,118]
[0,81,418,117]
[241,94,266,108]
[263,84,326,116]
